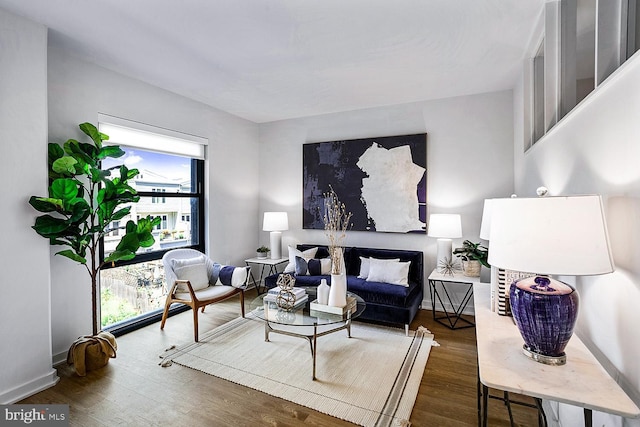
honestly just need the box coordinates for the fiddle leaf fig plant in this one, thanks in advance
[29,122,160,336]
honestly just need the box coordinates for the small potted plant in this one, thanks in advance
[453,240,490,277]
[256,245,270,259]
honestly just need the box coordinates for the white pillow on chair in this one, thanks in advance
[172,256,210,291]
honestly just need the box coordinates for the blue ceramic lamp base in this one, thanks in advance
[509,276,579,366]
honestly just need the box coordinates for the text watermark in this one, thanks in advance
[1,405,68,426]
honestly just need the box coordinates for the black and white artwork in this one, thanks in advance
[303,133,427,233]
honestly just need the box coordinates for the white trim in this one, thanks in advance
[97,113,207,160]
[0,370,59,404]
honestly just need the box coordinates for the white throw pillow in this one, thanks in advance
[283,246,318,273]
[358,257,400,279]
[172,256,210,291]
[215,265,250,288]
[358,257,370,279]
[366,258,411,286]
[319,258,333,275]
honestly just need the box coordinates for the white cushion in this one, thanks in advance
[283,246,318,273]
[366,258,411,286]
[318,258,332,275]
[358,257,400,279]
[175,284,238,301]
[172,256,210,291]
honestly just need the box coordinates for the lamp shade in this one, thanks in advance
[427,214,462,238]
[479,199,493,240]
[487,195,613,275]
[262,212,289,231]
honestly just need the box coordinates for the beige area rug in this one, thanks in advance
[160,314,437,427]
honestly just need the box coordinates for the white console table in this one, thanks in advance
[474,282,639,426]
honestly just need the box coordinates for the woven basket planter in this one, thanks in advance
[462,260,481,277]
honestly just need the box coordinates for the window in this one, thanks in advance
[98,115,206,334]
[627,0,640,58]
[151,188,166,204]
[575,0,596,105]
[526,0,628,150]
[110,220,120,237]
[532,40,546,146]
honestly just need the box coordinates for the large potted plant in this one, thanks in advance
[29,122,160,375]
[453,240,490,277]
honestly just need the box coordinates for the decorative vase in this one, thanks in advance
[328,273,347,307]
[509,276,579,365]
[463,260,481,277]
[318,278,330,305]
[257,251,268,259]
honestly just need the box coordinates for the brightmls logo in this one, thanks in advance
[1,405,68,426]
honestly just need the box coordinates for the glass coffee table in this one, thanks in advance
[249,286,366,380]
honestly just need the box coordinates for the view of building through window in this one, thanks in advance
[100,146,203,329]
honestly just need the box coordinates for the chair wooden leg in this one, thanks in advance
[193,306,200,342]
[240,291,245,318]
[160,297,172,330]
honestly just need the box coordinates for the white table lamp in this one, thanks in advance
[488,195,614,365]
[428,214,462,271]
[263,212,288,259]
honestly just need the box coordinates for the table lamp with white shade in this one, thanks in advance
[428,214,462,273]
[262,212,288,259]
[488,195,614,365]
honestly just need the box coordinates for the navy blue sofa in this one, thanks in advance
[264,244,424,333]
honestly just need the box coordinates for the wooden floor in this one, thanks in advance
[21,289,540,426]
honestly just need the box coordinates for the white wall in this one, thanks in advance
[47,44,260,361]
[258,90,515,308]
[514,52,640,426]
[0,9,58,403]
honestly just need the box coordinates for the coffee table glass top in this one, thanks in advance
[249,287,365,327]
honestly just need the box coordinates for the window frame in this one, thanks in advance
[98,154,205,335]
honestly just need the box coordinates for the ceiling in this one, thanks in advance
[0,0,544,123]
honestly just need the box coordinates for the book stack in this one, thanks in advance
[263,287,308,309]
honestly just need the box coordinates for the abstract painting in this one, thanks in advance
[303,133,427,233]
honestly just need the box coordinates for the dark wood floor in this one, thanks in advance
[21,289,540,426]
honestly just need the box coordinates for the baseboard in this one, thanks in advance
[0,370,59,404]
[52,350,67,367]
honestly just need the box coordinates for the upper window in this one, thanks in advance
[526,0,628,151]
[627,0,640,58]
[575,0,596,105]
[532,39,546,147]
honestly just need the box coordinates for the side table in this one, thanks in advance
[428,269,480,329]
[474,282,640,426]
[245,257,288,294]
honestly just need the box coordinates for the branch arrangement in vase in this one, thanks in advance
[322,186,352,275]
